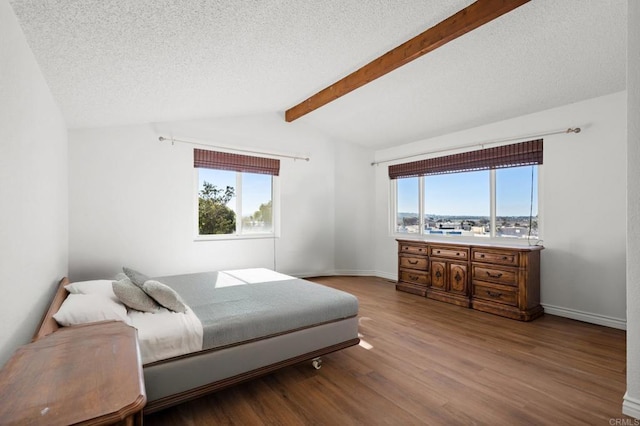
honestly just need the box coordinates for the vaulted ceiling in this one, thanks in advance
[9,0,626,148]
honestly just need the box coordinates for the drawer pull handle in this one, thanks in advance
[486,272,503,278]
[486,290,502,298]
[418,248,423,252]
[408,260,419,265]
[436,250,441,254]
[502,256,508,260]
[456,252,460,256]
[435,271,442,279]
[409,275,419,281]
[480,254,485,258]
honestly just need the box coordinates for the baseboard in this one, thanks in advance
[332,269,380,277]
[288,270,397,282]
[289,271,334,279]
[289,270,379,279]
[333,270,397,282]
[373,270,396,281]
[623,393,640,419]
[541,304,626,330]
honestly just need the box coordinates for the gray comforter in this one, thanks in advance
[155,272,358,350]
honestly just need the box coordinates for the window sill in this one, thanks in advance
[195,233,276,242]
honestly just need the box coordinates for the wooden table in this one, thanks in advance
[0,321,146,425]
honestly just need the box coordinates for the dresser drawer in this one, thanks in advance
[399,255,428,271]
[399,243,428,256]
[430,246,469,260]
[473,282,518,306]
[472,249,518,266]
[472,264,517,286]
[399,270,430,286]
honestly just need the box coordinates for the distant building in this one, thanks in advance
[498,226,529,238]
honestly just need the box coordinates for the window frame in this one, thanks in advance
[194,168,280,241]
[390,166,542,243]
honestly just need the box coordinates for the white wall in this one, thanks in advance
[334,142,375,275]
[373,91,628,328]
[625,0,640,418]
[0,1,68,367]
[69,113,374,280]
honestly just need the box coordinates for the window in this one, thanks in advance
[495,166,538,238]
[391,140,541,240]
[194,149,279,238]
[395,177,419,233]
[423,170,490,237]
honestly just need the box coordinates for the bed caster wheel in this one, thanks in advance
[312,357,322,370]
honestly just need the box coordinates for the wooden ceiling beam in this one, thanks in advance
[285,0,530,122]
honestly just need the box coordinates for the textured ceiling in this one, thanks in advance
[9,0,627,148]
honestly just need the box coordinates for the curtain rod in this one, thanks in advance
[371,127,581,166]
[159,136,310,162]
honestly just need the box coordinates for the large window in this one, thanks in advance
[391,140,541,240]
[194,149,278,238]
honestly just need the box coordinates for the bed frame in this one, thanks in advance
[35,277,360,414]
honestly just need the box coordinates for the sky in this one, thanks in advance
[198,168,272,216]
[397,166,538,217]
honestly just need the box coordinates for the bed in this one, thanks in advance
[34,268,360,414]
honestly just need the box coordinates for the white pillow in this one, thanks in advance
[53,294,130,326]
[65,279,119,303]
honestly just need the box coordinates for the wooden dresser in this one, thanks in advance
[0,321,146,425]
[397,239,543,321]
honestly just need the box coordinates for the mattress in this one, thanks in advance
[156,269,359,351]
[133,268,358,364]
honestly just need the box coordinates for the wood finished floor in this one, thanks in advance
[144,276,629,425]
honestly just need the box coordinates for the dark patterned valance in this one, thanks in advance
[388,139,543,179]
[194,149,280,176]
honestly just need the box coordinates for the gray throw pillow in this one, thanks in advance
[112,277,160,313]
[123,267,150,288]
[142,280,188,313]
